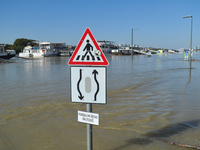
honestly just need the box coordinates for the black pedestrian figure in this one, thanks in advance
[82,40,95,60]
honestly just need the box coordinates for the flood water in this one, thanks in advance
[0,53,200,150]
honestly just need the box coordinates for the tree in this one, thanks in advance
[13,38,34,53]
[5,44,14,50]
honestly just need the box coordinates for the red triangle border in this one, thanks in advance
[68,28,109,66]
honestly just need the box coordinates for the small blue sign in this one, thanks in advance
[184,51,189,60]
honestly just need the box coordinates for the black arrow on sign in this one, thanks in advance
[92,69,99,101]
[77,69,84,100]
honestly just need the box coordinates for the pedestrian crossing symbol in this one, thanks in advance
[68,28,109,66]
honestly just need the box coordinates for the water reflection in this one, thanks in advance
[156,59,162,70]
[185,66,192,89]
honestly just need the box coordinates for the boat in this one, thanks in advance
[111,46,150,55]
[39,42,55,56]
[19,46,44,58]
[111,47,132,55]
[97,41,118,54]
[39,42,65,56]
[52,43,73,56]
[58,49,73,56]
[147,51,152,57]
[167,49,177,54]
[0,45,16,59]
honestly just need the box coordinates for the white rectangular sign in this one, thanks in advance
[71,66,107,104]
[78,111,99,125]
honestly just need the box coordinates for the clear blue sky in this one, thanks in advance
[1,0,200,49]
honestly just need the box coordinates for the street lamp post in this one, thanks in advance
[131,29,133,56]
[183,15,193,68]
[131,28,139,56]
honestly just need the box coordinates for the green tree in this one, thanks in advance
[13,38,34,53]
[5,44,14,50]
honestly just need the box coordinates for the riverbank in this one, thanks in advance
[0,58,15,63]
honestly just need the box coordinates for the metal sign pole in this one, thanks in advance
[189,16,193,69]
[86,103,93,150]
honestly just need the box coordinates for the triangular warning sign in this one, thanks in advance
[68,28,109,66]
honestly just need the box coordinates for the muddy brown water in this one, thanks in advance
[0,54,200,150]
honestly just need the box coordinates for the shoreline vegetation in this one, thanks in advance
[1,38,35,54]
[0,38,76,54]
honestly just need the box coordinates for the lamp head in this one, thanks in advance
[183,15,192,18]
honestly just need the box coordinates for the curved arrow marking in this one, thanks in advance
[92,69,99,101]
[77,69,84,100]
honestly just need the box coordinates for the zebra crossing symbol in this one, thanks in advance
[68,28,109,66]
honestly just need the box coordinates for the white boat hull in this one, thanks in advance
[19,53,44,58]
[19,46,44,58]
[19,53,33,58]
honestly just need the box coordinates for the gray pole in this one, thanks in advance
[86,104,92,150]
[183,15,193,68]
[190,16,193,69]
[131,29,133,56]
